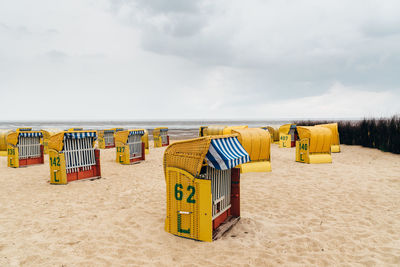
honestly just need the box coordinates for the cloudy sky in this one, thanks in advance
[0,0,399,120]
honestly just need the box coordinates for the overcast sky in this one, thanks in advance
[0,0,399,120]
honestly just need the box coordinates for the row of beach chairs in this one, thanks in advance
[1,123,341,242]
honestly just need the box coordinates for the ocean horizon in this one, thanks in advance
[0,119,294,130]
[0,118,363,131]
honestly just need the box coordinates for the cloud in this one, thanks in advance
[110,0,400,93]
[254,83,400,119]
[0,0,399,120]
[134,0,199,14]
[44,50,68,60]
[46,28,60,35]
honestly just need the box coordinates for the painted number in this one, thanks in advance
[187,186,196,203]
[117,147,125,153]
[8,148,15,155]
[174,183,196,203]
[174,184,183,200]
[301,144,308,150]
[50,157,60,166]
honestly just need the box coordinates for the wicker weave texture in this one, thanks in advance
[222,125,248,135]
[206,125,227,136]
[153,127,168,137]
[163,137,212,178]
[142,129,149,149]
[266,126,279,142]
[0,130,12,151]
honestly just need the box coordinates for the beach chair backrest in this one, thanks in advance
[63,133,96,174]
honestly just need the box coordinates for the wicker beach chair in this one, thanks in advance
[164,135,250,242]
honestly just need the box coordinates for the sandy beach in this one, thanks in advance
[0,141,399,266]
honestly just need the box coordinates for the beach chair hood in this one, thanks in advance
[233,128,271,161]
[164,136,250,177]
[48,131,97,152]
[115,129,145,144]
[317,123,340,147]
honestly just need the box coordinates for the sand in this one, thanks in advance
[0,142,399,266]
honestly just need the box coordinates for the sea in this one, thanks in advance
[0,120,292,140]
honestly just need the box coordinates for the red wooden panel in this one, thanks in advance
[66,149,101,182]
[162,136,170,147]
[18,145,44,167]
[231,168,240,217]
[213,208,231,230]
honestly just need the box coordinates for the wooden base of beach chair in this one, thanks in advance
[213,216,240,240]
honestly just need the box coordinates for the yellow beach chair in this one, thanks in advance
[97,128,124,149]
[279,124,297,148]
[115,129,146,164]
[7,128,44,168]
[0,129,13,156]
[233,128,272,173]
[153,127,169,147]
[49,130,101,184]
[296,126,332,164]
[164,135,250,242]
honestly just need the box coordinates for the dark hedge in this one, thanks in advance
[294,116,400,154]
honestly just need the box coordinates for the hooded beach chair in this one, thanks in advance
[296,126,332,164]
[164,135,250,242]
[98,128,124,149]
[153,127,169,147]
[233,128,272,173]
[115,129,146,164]
[7,128,44,168]
[261,126,279,144]
[201,125,248,136]
[48,130,101,184]
[279,124,297,148]
[0,129,13,157]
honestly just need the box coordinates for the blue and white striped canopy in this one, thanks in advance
[206,137,250,170]
[64,132,97,139]
[19,132,43,137]
[129,130,145,136]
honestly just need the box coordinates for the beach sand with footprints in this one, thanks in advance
[0,142,399,266]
